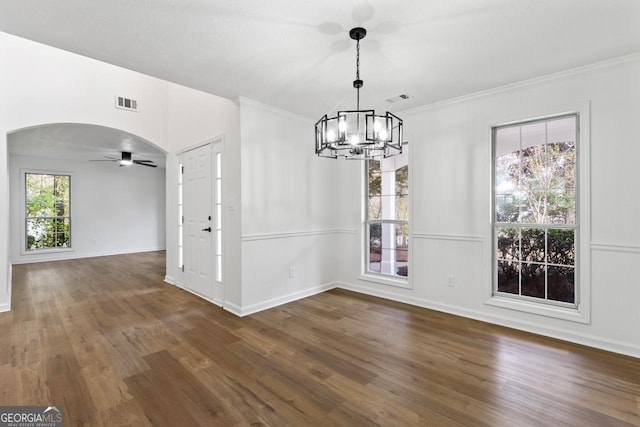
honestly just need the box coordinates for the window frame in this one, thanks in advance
[21,169,74,255]
[361,146,411,289]
[485,104,591,324]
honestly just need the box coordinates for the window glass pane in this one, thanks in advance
[497,227,519,261]
[547,141,576,189]
[395,165,408,196]
[378,195,396,220]
[521,263,545,298]
[521,121,546,150]
[520,144,546,191]
[495,152,518,195]
[369,223,381,247]
[519,190,547,224]
[396,224,409,250]
[379,248,395,275]
[368,160,381,196]
[368,196,381,220]
[547,229,575,266]
[547,266,575,303]
[368,246,381,273]
[521,228,545,263]
[396,249,408,277]
[496,193,519,223]
[495,126,520,157]
[547,116,576,145]
[497,261,519,294]
[395,195,408,221]
[547,189,575,224]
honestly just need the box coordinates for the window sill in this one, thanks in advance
[359,273,412,289]
[485,294,590,324]
[21,247,74,256]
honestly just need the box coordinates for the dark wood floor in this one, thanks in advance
[1,251,639,426]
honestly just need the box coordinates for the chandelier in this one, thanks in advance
[315,27,404,160]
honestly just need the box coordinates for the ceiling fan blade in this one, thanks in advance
[90,159,118,162]
[134,160,154,163]
[133,160,157,168]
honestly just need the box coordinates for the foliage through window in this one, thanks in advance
[493,115,577,305]
[366,150,409,279]
[25,172,71,251]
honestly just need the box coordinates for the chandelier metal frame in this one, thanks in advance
[315,27,404,160]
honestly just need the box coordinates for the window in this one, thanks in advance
[493,114,577,306]
[25,172,71,251]
[365,150,409,280]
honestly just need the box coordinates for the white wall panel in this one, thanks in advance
[238,99,339,312]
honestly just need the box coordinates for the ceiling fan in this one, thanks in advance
[90,151,157,168]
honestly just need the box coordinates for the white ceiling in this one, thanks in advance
[2,0,640,159]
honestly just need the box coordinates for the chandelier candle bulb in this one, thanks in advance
[315,27,406,160]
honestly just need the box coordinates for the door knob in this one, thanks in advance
[202,227,212,232]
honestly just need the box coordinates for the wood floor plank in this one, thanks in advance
[2,251,639,426]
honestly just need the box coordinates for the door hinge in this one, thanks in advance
[181,166,184,174]
[181,265,184,272]
[181,215,184,224]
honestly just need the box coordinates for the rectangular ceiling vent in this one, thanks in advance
[385,93,411,104]
[115,95,139,112]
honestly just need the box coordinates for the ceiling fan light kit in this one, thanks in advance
[120,151,133,166]
[315,27,405,160]
[90,151,157,168]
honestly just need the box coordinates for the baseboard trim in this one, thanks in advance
[164,275,176,285]
[335,281,640,360]
[11,247,166,265]
[230,282,337,317]
[0,302,10,313]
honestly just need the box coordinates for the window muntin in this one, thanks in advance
[366,152,409,279]
[25,172,71,251]
[493,114,577,305]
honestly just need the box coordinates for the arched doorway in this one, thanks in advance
[7,123,167,265]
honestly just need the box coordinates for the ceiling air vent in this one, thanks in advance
[385,93,411,104]
[115,95,139,112]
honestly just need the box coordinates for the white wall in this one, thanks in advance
[336,54,640,358]
[236,98,339,315]
[9,155,165,263]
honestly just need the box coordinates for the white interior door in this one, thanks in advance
[183,143,213,300]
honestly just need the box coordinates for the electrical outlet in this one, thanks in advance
[289,267,296,278]
[447,275,455,287]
